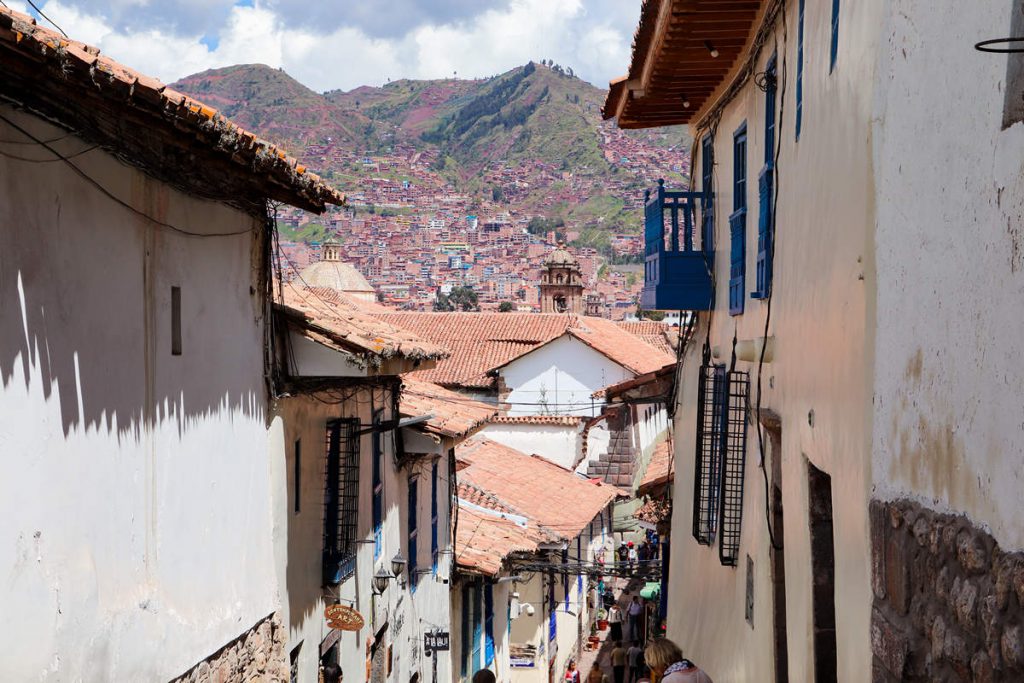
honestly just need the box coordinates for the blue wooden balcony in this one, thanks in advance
[641,180,713,311]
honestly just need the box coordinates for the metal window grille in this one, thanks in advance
[372,409,383,559]
[322,419,359,585]
[718,370,750,567]
[692,363,727,544]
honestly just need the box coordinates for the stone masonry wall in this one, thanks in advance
[170,611,289,683]
[871,500,1024,682]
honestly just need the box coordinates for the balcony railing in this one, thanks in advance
[641,180,713,311]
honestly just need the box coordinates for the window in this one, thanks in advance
[701,135,715,252]
[1002,1,1024,128]
[484,583,495,667]
[289,643,301,683]
[431,461,439,571]
[322,419,359,585]
[796,0,806,139]
[372,410,383,560]
[754,55,778,301]
[461,584,471,677]
[808,462,837,682]
[471,582,483,672]
[408,476,418,588]
[692,363,726,545]
[294,439,301,514]
[729,123,748,316]
[719,370,750,567]
[829,0,840,72]
[171,286,182,356]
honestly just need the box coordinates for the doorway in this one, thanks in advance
[807,461,836,683]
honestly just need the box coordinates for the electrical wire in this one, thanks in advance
[0,112,254,238]
[25,0,68,38]
[0,144,97,163]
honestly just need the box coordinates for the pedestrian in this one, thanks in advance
[608,602,624,641]
[472,670,496,683]
[627,542,638,570]
[643,638,713,683]
[603,586,616,609]
[617,542,629,567]
[627,640,644,683]
[566,659,581,683]
[610,641,627,683]
[637,542,649,567]
[627,595,644,640]
[587,665,604,683]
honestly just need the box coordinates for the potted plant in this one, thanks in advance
[596,608,608,631]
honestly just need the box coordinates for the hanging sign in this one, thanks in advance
[425,631,450,651]
[325,604,365,631]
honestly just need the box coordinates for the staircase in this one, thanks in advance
[586,429,636,489]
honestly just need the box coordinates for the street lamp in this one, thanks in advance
[372,567,393,595]
[391,552,407,579]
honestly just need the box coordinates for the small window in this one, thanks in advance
[408,476,418,588]
[171,286,182,356]
[829,0,840,72]
[796,0,806,139]
[372,410,384,560]
[431,461,440,570]
[729,123,748,316]
[322,420,359,585]
[701,135,715,252]
[294,439,301,514]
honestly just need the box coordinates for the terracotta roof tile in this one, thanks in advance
[638,439,673,494]
[0,8,343,213]
[490,415,586,427]
[278,284,447,363]
[456,436,619,540]
[400,378,497,440]
[615,321,679,358]
[454,502,547,577]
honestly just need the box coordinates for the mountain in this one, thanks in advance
[172,62,689,242]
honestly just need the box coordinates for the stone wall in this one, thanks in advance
[870,500,1024,682]
[170,612,289,683]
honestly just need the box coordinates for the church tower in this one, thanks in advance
[539,243,584,314]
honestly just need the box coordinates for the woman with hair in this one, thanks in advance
[643,638,713,683]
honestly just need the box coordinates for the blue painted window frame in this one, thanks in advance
[471,582,482,671]
[729,122,748,316]
[548,578,557,644]
[796,0,805,140]
[371,410,383,560]
[407,475,418,589]
[753,55,777,300]
[830,0,840,72]
[430,461,439,572]
[701,134,715,253]
[461,584,470,677]
[484,584,495,666]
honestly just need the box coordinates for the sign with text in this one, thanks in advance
[324,604,365,632]
[424,631,450,651]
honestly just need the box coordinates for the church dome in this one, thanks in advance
[546,242,579,268]
[299,243,376,302]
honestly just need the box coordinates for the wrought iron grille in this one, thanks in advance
[692,363,727,544]
[718,370,750,567]
[322,418,359,585]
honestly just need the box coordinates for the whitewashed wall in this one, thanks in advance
[0,106,277,681]
[871,0,1024,551]
[479,422,582,470]
[500,336,632,418]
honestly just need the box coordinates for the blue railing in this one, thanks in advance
[641,179,714,311]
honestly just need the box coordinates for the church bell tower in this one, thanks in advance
[539,243,584,314]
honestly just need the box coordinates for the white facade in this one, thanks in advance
[479,422,583,470]
[0,106,278,681]
[499,335,630,418]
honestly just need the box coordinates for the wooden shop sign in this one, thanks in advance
[325,604,365,631]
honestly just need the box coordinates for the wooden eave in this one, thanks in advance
[603,0,766,129]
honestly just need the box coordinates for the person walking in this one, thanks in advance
[610,641,627,683]
[565,659,581,683]
[627,596,644,641]
[637,542,649,568]
[627,640,644,683]
[643,638,713,683]
[608,602,624,642]
[587,665,605,683]
[627,543,638,571]
[617,542,629,568]
[472,670,497,683]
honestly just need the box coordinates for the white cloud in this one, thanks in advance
[29,0,640,92]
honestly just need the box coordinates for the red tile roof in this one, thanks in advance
[371,313,675,389]
[278,284,447,362]
[638,439,673,495]
[0,8,343,213]
[454,497,549,577]
[456,436,619,540]
[400,378,497,440]
[489,415,586,427]
[615,321,678,358]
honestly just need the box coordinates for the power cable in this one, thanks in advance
[25,0,68,38]
[0,112,253,238]
[0,144,97,163]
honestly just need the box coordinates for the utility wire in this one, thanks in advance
[0,112,253,238]
[25,0,68,38]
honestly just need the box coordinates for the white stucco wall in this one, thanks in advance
[479,422,582,470]
[870,0,1024,551]
[0,106,277,681]
[270,391,454,683]
[500,336,632,418]
[665,0,883,680]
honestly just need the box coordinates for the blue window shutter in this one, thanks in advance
[461,585,471,676]
[372,411,383,560]
[472,583,483,670]
[730,124,748,316]
[408,477,418,588]
[430,462,439,571]
[484,584,495,666]
[701,135,715,253]
[796,0,805,139]
[753,166,775,299]
[830,0,840,72]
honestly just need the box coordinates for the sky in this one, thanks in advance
[8,0,642,92]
